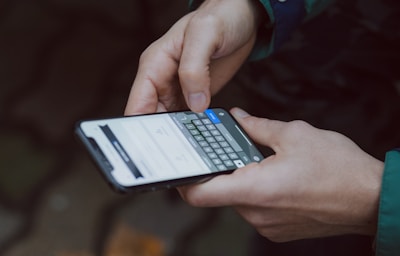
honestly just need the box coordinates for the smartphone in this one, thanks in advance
[75,108,264,193]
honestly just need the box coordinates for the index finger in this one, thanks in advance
[178,163,259,207]
[124,74,158,115]
[124,40,181,115]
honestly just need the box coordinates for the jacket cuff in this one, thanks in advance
[262,0,305,52]
[252,0,334,59]
[189,0,331,60]
[376,149,400,256]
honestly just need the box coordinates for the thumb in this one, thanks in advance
[230,108,285,152]
[178,17,221,112]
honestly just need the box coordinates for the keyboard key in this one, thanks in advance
[193,120,202,126]
[210,143,220,149]
[228,153,239,159]
[198,141,208,147]
[190,129,200,135]
[202,119,212,125]
[204,146,213,153]
[220,141,229,147]
[194,135,204,141]
[215,148,224,155]
[215,135,225,142]
[202,131,211,137]
[213,159,222,165]
[220,154,229,160]
[234,159,245,168]
[207,124,216,130]
[186,124,195,129]
[206,137,216,143]
[197,125,207,131]
[208,152,218,158]
[224,160,234,167]
[224,147,234,153]
[196,113,206,118]
[217,164,226,170]
[210,129,220,135]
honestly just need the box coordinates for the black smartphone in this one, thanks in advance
[75,108,264,193]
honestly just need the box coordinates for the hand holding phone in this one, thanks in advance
[76,108,264,193]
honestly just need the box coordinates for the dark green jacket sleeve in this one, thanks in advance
[189,0,334,60]
[252,0,334,59]
[376,149,400,256]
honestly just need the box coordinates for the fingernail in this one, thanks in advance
[231,108,250,119]
[188,92,207,112]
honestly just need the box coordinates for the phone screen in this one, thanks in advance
[76,108,264,192]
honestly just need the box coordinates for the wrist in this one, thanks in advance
[354,157,384,236]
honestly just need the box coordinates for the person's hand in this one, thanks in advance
[125,0,260,115]
[179,108,384,242]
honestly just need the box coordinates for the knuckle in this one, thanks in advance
[288,120,311,131]
[284,120,313,137]
[178,67,209,91]
[138,49,152,66]
[178,67,199,81]
[138,41,160,65]
[190,13,221,29]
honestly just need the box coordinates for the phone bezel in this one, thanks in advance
[75,108,262,193]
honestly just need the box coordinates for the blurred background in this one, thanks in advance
[0,1,260,255]
[0,0,399,255]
